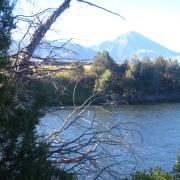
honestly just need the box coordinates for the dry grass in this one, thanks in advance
[32,62,94,78]
[84,64,93,76]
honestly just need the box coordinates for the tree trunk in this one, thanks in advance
[15,0,71,72]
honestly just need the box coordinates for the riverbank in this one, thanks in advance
[80,93,180,106]
[127,94,180,105]
[29,77,180,107]
[48,92,180,107]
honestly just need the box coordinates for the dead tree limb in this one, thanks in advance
[77,0,125,20]
[14,0,71,71]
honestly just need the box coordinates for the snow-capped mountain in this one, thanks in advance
[11,31,180,63]
[92,31,180,62]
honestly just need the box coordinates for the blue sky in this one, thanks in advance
[15,0,180,51]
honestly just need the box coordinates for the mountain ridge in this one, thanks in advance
[91,31,180,62]
[11,31,180,62]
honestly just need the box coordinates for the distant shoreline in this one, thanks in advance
[77,93,180,107]
[126,94,180,105]
[48,94,180,107]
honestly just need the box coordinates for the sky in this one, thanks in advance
[15,0,180,52]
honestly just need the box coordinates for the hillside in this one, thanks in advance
[92,31,180,62]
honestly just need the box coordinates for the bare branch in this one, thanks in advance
[77,0,125,20]
[15,8,56,19]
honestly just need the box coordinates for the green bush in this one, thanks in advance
[132,168,173,180]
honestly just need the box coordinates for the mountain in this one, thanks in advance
[10,40,96,62]
[34,42,96,61]
[92,31,180,62]
[34,41,96,61]
[11,31,180,63]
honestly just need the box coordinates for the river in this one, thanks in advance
[38,103,180,176]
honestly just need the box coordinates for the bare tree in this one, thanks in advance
[39,93,142,179]
[10,1,142,179]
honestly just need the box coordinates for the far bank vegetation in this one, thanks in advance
[31,51,180,106]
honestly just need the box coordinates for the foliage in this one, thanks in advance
[31,77,95,106]
[122,56,180,98]
[91,51,116,76]
[35,54,180,105]
[94,69,112,92]
[0,85,69,179]
[0,0,73,179]
[132,168,174,180]
[91,53,180,102]
[0,0,14,55]
[132,152,180,180]
[0,62,62,179]
[174,154,180,179]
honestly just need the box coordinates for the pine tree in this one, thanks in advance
[0,1,72,179]
[92,51,116,76]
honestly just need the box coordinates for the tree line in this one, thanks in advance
[38,51,180,106]
[92,51,180,100]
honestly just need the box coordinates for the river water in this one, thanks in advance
[39,103,180,175]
